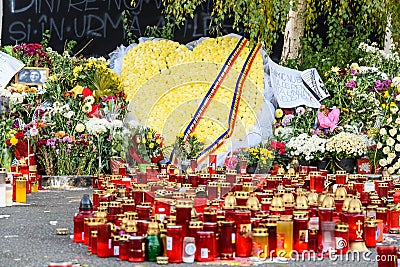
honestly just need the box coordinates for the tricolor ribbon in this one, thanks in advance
[169,36,248,164]
[196,43,262,164]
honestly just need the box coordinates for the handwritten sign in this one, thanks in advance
[268,58,321,108]
[2,0,242,56]
[0,51,25,89]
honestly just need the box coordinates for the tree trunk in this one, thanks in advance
[281,0,306,62]
[384,16,392,53]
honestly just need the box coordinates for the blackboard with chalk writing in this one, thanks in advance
[1,0,243,57]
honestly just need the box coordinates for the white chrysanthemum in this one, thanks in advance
[111,119,123,129]
[85,118,111,135]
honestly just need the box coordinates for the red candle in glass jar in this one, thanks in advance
[235,210,252,257]
[196,231,216,261]
[175,199,193,237]
[299,165,309,177]
[377,183,388,198]
[308,228,319,252]
[318,207,334,223]
[389,204,400,229]
[128,236,146,262]
[376,246,398,267]
[108,201,122,216]
[89,230,98,255]
[335,222,349,255]
[119,235,130,261]
[346,213,364,242]
[97,223,113,258]
[122,199,136,213]
[266,222,277,257]
[203,222,218,258]
[336,171,347,184]
[119,166,127,176]
[92,190,102,211]
[293,212,309,253]
[136,220,150,236]
[203,208,217,223]
[218,221,235,259]
[309,172,322,193]
[188,221,203,237]
[376,207,389,233]
[364,220,377,248]
[166,225,183,263]
[136,205,151,220]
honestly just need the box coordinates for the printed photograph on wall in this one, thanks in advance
[15,67,49,85]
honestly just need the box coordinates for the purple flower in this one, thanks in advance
[56,149,60,154]
[12,120,20,129]
[282,114,294,126]
[350,68,357,75]
[374,80,384,91]
[346,79,357,90]
[66,121,71,126]
[66,149,71,153]
[107,135,112,142]
[383,79,392,88]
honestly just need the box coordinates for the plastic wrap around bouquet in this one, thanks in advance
[110,34,276,167]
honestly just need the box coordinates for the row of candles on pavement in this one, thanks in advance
[0,165,41,207]
[73,172,400,263]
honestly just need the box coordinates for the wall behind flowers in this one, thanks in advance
[1,0,242,57]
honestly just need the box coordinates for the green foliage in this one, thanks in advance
[285,0,399,73]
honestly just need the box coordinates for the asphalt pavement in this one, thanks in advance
[0,188,391,267]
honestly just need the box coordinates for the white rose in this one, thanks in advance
[388,167,395,174]
[396,117,400,124]
[387,137,395,146]
[383,146,391,154]
[389,152,396,160]
[380,128,387,135]
[394,162,400,170]
[377,142,383,149]
[396,144,400,152]
[379,159,387,166]
[396,94,400,101]
[387,116,393,124]
[389,128,398,137]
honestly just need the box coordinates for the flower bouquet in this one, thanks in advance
[286,133,328,162]
[173,133,204,164]
[326,131,367,173]
[128,126,164,164]
[238,142,275,174]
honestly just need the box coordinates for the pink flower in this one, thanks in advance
[29,126,39,137]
